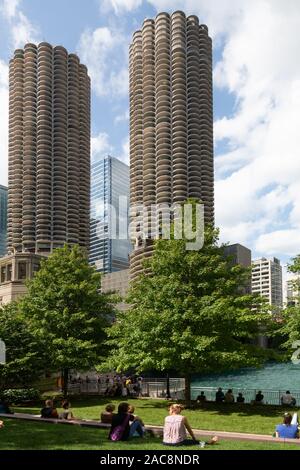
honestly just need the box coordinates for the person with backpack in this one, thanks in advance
[109,402,143,441]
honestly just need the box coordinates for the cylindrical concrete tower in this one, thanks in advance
[129,11,214,279]
[7,42,91,254]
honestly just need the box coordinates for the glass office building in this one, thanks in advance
[90,156,131,273]
[0,185,7,257]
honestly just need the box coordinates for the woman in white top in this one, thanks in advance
[163,404,218,447]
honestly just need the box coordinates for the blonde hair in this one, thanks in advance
[169,403,184,414]
[128,405,135,413]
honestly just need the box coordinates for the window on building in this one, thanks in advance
[18,262,27,280]
[7,264,12,281]
[1,266,5,283]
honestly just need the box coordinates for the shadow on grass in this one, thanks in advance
[188,402,300,419]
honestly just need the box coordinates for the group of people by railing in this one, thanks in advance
[68,374,143,398]
[196,388,297,407]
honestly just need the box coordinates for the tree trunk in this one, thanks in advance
[184,373,191,408]
[62,368,69,398]
[166,372,171,399]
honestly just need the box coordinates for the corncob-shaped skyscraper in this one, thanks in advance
[7,42,90,254]
[129,11,214,278]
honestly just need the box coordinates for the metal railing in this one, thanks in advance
[191,386,300,406]
[66,378,300,406]
[141,378,185,399]
[66,377,186,398]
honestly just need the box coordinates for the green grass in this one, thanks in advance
[14,397,300,435]
[0,419,299,450]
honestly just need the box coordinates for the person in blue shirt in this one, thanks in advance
[275,413,299,439]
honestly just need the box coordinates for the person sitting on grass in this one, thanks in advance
[40,399,58,419]
[101,404,116,424]
[196,392,207,405]
[281,391,296,407]
[215,388,225,403]
[275,413,299,439]
[128,405,145,437]
[59,400,75,420]
[0,420,3,428]
[163,403,218,447]
[236,393,245,403]
[255,391,264,404]
[109,402,143,441]
[224,389,235,404]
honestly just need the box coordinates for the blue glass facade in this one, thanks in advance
[90,156,131,273]
[0,185,7,257]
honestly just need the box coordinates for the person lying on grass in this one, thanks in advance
[163,403,218,447]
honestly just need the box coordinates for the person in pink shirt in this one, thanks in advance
[163,403,218,447]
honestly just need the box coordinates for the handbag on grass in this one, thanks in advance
[110,414,130,441]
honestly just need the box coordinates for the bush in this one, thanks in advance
[0,388,41,404]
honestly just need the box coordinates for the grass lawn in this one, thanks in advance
[0,419,299,450]
[14,397,300,435]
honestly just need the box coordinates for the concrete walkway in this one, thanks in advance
[1,412,299,446]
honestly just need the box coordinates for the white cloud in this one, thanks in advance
[92,131,129,167]
[77,26,128,98]
[114,108,129,124]
[92,132,114,160]
[100,0,143,15]
[213,0,300,259]
[0,0,21,18]
[256,230,300,258]
[0,0,39,48]
[11,11,39,48]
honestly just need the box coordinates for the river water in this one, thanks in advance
[192,362,300,391]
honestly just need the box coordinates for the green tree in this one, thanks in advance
[21,244,115,397]
[0,302,45,390]
[107,225,271,406]
[288,255,300,274]
[278,255,300,356]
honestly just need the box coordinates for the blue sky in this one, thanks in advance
[0,0,300,286]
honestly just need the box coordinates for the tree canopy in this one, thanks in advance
[17,244,115,395]
[106,225,271,404]
[278,254,300,357]
[0,302,45,390]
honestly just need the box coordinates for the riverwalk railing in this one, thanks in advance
[67,377,300,406]
[191,386,300,406]
[67,377,185,398]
